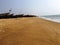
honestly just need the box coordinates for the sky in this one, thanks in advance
[0,0,60,16]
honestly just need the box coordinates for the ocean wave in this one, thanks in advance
[39,17,60,23]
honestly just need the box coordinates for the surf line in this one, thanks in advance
[39,17,60,23]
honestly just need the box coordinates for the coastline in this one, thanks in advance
[39,17,60,23]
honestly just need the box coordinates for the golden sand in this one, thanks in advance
[0,17,60,45]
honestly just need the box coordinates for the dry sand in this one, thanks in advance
[0,17,60,45]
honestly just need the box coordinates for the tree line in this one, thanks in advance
[0,13,37,19]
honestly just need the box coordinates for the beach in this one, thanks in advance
[0,17,60,45]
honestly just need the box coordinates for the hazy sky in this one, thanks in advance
[0,0,60,16]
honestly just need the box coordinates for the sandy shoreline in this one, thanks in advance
[0,17,60,45]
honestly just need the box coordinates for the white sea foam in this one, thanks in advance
[39,17,60,23]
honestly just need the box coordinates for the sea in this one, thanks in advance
[40,15,60,23]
